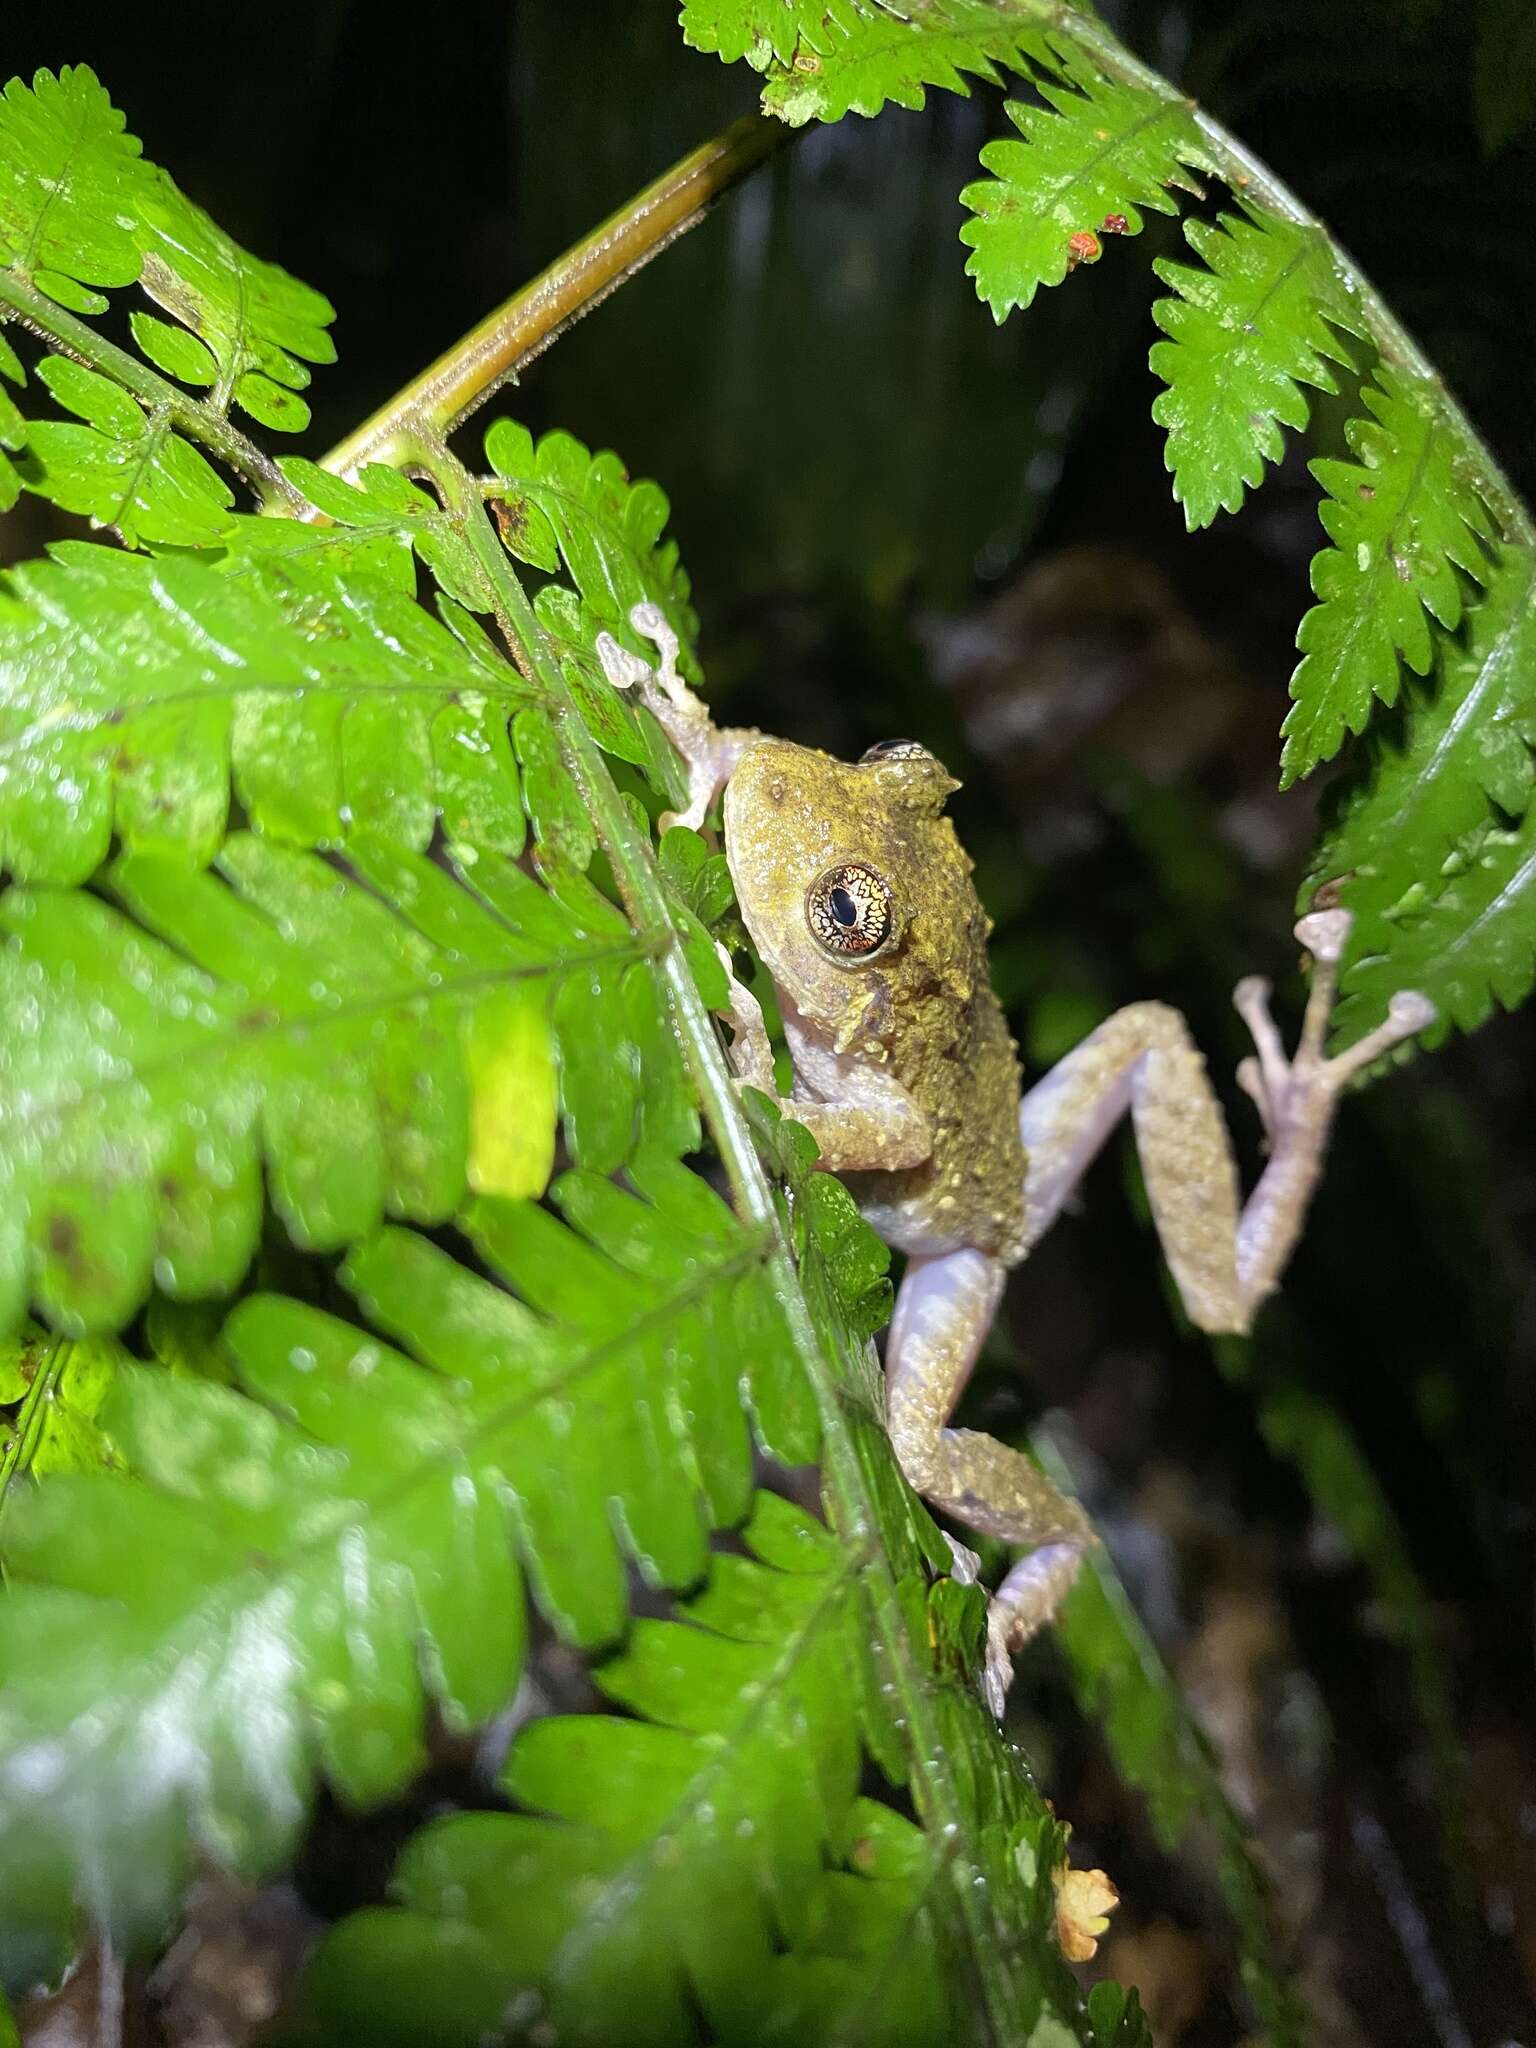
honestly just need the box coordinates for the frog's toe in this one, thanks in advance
[983,1601,1016,1721]
[942,1531,984,1586]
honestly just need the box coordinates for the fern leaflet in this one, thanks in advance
[1150,208,1364,530]
[960,45,1213,319]
[0,66,150,312]
[0,67,331,543]
[1308,550,1536,1041]
[287,1495,957,2048]
[0,540,529,885]
[680,0,1049,125]
[1280,367,1497,784]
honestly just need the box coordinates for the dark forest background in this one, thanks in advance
[4,4,1535,2043]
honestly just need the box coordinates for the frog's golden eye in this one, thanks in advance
[806,862,893,960]
[860,739,929,764]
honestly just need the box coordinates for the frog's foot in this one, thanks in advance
[1233,910,1437,1146]
[942,1532,984,1586]
[595,604,756,835]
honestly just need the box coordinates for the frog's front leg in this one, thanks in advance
[596,603,757,833]
[884,1247,1095,1719]
[715,957,934,1171]
[1015,909,1436,1333]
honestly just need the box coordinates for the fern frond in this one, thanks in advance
[960,46,1213,319]
[0,542,531,884]
[291,1494,886,2047]
[0,1179,817,1982]
[1150,209,1363,530]
[131,180,335,431]
[482,419,700,675]
[1280,367,1497,784]
[24,358,235,544]
[290,1494,1137,2048]
[0,66,331,539]
[1310,550,1536,1042]
[680,0,1047,125]
[0,66,150,314]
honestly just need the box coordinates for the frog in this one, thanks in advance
[597,602,1438,1716]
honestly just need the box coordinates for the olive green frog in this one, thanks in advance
[598,604,1436,1715]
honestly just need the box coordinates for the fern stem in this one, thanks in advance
[0,271,307,516]
[319,112,791,482]
[1037,3,1536,549]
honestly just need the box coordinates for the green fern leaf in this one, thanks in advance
[0,65,333,539]
[0,541,532,884]
[0,1327,128,1500]
[24,357,235,545]
[680,0,1049,126]
[679,0,839,67]
[132,181,335,432]
[0,66,151,314]
[960,47,1213,320]
[1150,208,1363,530]
[0,333,27,510]
[285,1501,1107,2048]
[483,418,701,676]
[292,1494,882,2047]
[0,824,713,1333]
[277,458,487,608]
[764,2,1050,127]
[1279,367,1496,784]
[0,1169,814,1977]
[1308,550,1536,1040]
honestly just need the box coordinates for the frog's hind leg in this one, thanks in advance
[1016,910,1436,1335]
[884,1246,1095,1718]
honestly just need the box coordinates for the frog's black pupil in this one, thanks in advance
[829,886,858,926]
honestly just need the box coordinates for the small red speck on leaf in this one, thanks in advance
[1066,230,1102,271]
[1101,214,1129,235]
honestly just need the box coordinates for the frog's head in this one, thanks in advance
[720,735,979,1042]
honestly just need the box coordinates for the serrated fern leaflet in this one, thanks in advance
[1151,209,1363,530]
[960,47,1213,319]
[1281,367,1496,784]
[680,0,1049,125]
[0,65,332,547]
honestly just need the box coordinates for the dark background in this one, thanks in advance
[6,4,1536,2043]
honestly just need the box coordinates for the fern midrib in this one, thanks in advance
[3,941,639,1141]
[101,399,176,534]
[13,87,96,279]
[0,674,542,768]
[1430,831,1536,966]
[0,1331,71,1517]
[1204,230,1313,417]
[1022,86,1201,209]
